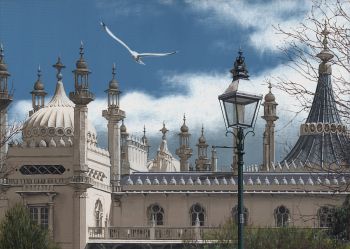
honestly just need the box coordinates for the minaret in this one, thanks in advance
[195,126,210,171]
[29,66,47,116]
[211,147,218,172]
[68,43,95,249]
[176,115,193,171]
[120,120,130,175]
[142,125,150,159]
[69,42,95,177]
[262,83,278,171]
[0,44,13,171]
[102,63,125,189]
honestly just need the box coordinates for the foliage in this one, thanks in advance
[184,219,347,249]
[0,203,59,249]
[331,196,350,241]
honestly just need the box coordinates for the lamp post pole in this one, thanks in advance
[236,127,245,249]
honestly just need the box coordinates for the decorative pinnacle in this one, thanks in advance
[112,63,116,79]
[321,20,330,50]
[316,20,334,62]
[160,122,168,140]
[53,57,65,81]
[0,43,3,61]
[37,65,42,80]
[183,114,186,124]
[80,41,84,59]
[201,125,204,136]
[268,82,272,92]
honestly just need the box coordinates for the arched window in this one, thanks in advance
[95,199,103,227]
[274,205,290,227]
[147,204,164,226]
[190,203,205,226]
[318,206,335,228]
[232,205,249,225]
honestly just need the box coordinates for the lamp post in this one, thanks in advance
[218,50,262,249]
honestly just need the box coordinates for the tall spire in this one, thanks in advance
[176,114,193,171]
[195,125,210,171]
[102,63,125,188]
[282,21,350,169]
[262,83,278,171]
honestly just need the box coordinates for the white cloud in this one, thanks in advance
[184,0,311,52]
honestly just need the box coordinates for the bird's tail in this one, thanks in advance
[137,59,146,66]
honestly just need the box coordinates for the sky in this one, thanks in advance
[0,0,321,169]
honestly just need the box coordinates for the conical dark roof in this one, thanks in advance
[282,25,350,168]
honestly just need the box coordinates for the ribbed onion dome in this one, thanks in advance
[22,80,97,145]
[33,67,45,91]
[264,91,275,102]
[180,115,189,133]
[198,126,206,143]
[109,63,119,90]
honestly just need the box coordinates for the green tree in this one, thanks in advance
[0,203,59,249]
[331,196,350,241]
[185,219,347,249]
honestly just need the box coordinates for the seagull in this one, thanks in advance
[100,21,177,65]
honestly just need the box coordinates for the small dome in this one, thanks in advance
[120,122,127,133]
[109,79,119,90]
[264,92,275,102]
[34,80,44,91]
[198,134,206,143]
[0,62,7,72]
[76,58,88,69]
[181,123,188,133]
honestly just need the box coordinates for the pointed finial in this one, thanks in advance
[201,125,204,135]
[268,82,272,92]
[80,41,84,58]
[321,20,330,50]
[0,43,3,60]
[143,125,146,136]
[183,113,186,123]
[112,63,116,79]
[37,65,42,79]
[316,20,334,63]
[160,122,168,140]
[53,56,65,81]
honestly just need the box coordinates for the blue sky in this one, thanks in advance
[0,0,316,168]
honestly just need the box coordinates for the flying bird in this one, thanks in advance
[100,21,177,65]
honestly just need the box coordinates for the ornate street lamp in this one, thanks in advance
[218,49,262,249]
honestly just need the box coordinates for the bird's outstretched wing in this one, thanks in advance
[138,51,178,57]
[100,21,133,54]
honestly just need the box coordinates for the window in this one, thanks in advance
[190,203,205,226]
[29,206,49,229]
[274,205,290,227]
[20,165,65,175]
[147,204,164,226]
[232,205,249,224]
[95,199,103,227]
[318,206,335,228]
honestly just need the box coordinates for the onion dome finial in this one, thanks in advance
[53,57,65,81]
[109,63,119,90]
[180,114,189,133]
[34,65,45,91]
